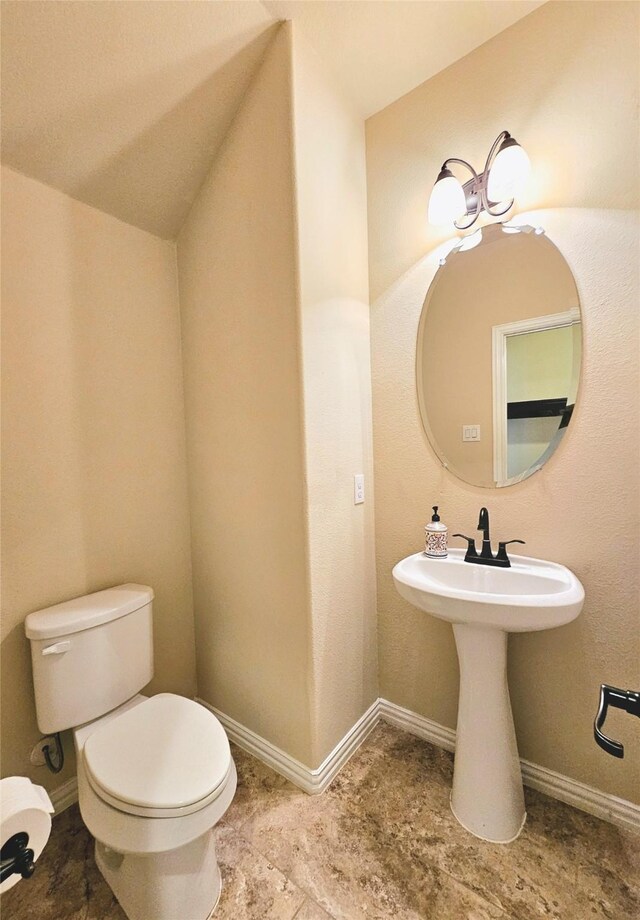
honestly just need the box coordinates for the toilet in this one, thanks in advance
[25,584,236,920]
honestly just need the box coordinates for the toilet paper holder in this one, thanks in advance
[0,832,36,884]
[594,684,640,758]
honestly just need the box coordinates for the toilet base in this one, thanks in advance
[95,828,221,920]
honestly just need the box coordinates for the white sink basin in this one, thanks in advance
[392,547,584,844]
[392,548,584,631]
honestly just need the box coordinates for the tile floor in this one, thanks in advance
[3,722,638,920]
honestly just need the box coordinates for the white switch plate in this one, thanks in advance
[354,474,365,504]
[462,425,481,442]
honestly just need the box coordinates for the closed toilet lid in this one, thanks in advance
[83,694,231,817]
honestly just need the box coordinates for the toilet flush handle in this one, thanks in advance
[41,641,71,656]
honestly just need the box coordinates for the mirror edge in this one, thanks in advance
[415,223,583,489]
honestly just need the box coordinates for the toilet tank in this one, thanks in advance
[25,585,154,734]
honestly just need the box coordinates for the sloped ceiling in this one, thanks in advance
[264,1,545,118]
[1,0,545,239]
[1,1,277,239]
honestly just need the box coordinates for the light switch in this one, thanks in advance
[354,474,365,504]
[462,425,481,442]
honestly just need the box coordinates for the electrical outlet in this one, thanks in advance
[354,474,365,504]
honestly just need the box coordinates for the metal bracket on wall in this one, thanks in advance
[594,684,640,758]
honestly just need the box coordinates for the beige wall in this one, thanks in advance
[366,0,640,802]
[1,166,196,793]
[177,25,314,765]
[5,0,635,808]
[179,22,377,768]
[1,18,376,783]
[291,26,377,763]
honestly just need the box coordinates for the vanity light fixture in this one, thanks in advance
[428,131,530,230]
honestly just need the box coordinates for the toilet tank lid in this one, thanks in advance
[25,584,154,640]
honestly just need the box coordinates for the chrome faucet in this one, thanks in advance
[453,507,525,568]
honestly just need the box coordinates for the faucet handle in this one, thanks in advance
[452,534,478,558]
[495,539,525,563]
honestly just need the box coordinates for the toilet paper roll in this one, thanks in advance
[1,777,54,893]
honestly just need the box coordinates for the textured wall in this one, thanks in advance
[366,1,640,802]
[177,26,314,765]
[291,25,378,764]
[1,167,196,792]
[179,23,378,768]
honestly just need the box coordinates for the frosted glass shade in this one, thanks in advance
[428,172,466,226]
[487,142,530,203]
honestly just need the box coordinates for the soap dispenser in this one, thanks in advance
[425,506,448,558]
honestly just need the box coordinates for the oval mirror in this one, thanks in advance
[417,224,581,488]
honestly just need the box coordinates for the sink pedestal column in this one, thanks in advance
[450,623,526,843]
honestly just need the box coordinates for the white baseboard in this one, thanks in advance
[50,777,77,814]
[378,698,456,752]
[520,758,640,834]
[378,698,640,835]
[47,697,639,834]
[195,697,380,795]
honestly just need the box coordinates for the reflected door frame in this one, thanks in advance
[491,308,580,486]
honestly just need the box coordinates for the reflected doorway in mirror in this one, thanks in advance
[491,309,581,486]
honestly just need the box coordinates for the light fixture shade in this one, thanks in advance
[487,137,530,203]
[428,168,466,226]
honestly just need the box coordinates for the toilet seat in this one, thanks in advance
[83,694,232,818]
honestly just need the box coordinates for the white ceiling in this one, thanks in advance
[1,0,545,239]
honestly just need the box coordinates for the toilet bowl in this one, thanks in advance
[75,694,236,920]
[25,585,237,920]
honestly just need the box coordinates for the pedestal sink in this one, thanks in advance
[392,548,584,843]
